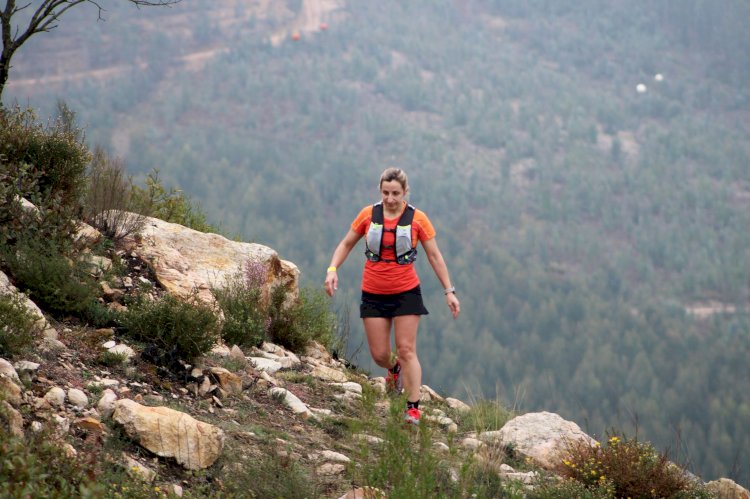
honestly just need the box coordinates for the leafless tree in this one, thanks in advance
[0,0,180,101]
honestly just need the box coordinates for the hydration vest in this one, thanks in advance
[364,202,418,264]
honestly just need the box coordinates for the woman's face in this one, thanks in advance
[380,179,406,212]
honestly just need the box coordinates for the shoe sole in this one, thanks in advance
[404,416,420,426]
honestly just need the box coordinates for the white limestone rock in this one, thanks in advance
[484,411,597,470]
[117,213,299,306]
[44,387,67,407]
[269,387,313,419]
[113,399,225,470]
[97,389,118,419]
[67,388,89,408]
[250,357,283,374]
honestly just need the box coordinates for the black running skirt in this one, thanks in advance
[360,285,429,318]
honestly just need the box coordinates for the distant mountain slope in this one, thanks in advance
[6,0,750,486]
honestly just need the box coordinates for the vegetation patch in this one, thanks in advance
[1,237,100,319]
[118,292,220,361]
[555,433,711,498]
[0,292,42,358]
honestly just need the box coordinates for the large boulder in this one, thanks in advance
[113,399,224,470]
[116,213,299,306]
[481,411,597,470]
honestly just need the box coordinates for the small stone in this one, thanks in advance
[0,377,22,407]
[13,360,40,375]
[198,377,212,397]
[76,416,105,433]
[108,344,135,359]
[52,414,70,436]
[42,338,67,351]
[229,345,246,361]
[433,442,450,453]
[61,443,77,458]
[44,387,66,407]
[461,437,484,450]
[249,357,282,374]
[1,401,24,437]
[317,450,351,463]
[123,454,156,483]
[102,340,117,349]
[211,344,231,357]
[67,388,89,408]
[353,434,384,445]
[317,463,346,476]
[0,358,20,381]
[331,382,363,394]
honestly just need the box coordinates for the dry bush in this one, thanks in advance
[83,146,145,240]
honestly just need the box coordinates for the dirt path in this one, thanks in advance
[7,47,232,90]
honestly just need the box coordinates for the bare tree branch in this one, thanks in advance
[0,0,180,102]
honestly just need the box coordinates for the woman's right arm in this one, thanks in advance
[324,229,362,297]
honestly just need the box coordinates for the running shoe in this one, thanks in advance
[404,407,421,426]
[385,360,402,394]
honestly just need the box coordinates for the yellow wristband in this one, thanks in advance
[327,266,337,273]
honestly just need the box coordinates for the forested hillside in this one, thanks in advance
[6,0,750,485]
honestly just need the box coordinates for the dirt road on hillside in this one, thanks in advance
[7,0,342,91]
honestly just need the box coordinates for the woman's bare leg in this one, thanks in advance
[363,317,396,369]
[393,315,421,402]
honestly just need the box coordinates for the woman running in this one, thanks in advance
[324,167,460,425]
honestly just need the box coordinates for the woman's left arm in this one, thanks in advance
[422,237,460,319]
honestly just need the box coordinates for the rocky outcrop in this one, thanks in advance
[115,212,299,306]
[706,478,750,499]
[480,411,597,470]
[113,399,225,470]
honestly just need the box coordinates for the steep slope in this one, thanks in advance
[5,0,750,485]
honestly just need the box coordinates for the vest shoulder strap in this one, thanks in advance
[398,204,416,225]
[371,202,384,224]
[371,202,415,225]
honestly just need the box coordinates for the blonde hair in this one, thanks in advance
[379,167,409,191]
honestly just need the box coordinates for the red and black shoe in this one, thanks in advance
[404,407,421,426]
[385,360,402,394]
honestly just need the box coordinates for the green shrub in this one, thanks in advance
[0,106,90,249]
[80,300,121,328]
[119,292,220,361]
[212,263,268,348]
[0,424,92,497]
[1,237,100,318]
[130,169,216,233]
[267,286,336,353]
[97,350,129,368]
[0,292,42,357]
[214,260,337,354]
[557,433,711,499]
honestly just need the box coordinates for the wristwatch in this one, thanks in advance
[444,286,456,295]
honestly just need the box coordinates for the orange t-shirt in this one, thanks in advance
[351,203,436,294]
